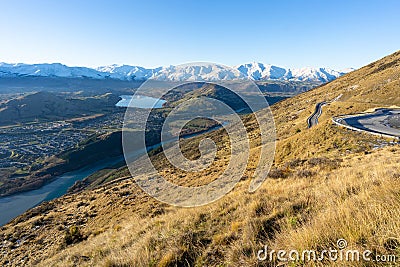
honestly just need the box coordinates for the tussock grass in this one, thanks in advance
[28,146,399,267]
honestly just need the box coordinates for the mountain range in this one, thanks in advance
[0,62,354,83]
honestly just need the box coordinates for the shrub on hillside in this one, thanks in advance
[307,157,342,170]
[295,169,315,178]
[64,225,86,245]
[268,168,289,179]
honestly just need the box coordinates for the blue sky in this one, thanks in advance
[1,0,399,69]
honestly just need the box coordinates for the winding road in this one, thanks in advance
[332,108,400,139]
[307,99,400,139]
[307,102,326,128]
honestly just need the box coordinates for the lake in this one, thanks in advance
[116,95,166,108]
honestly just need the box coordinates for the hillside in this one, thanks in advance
[0,51,399,266]
[0,92,120,125]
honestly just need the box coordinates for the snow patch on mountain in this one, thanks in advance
[152,64,247,81]
[235,62,288,80]
[0,63,104,78]
[288,67,345,82]
[235,62,352,82]
[96,64,159,80]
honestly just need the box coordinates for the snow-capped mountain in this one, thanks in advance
[234,62,351,82]
[287,67,347,82]
[96,64,160,80]
[0,63,105,79]
[0,62,353,83]
[152,64,247,81]
[235,62,287,80]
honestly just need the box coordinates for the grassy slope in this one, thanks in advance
[0,92,120,126]
[0,51,399,266]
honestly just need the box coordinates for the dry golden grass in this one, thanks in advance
[29,146,399,267]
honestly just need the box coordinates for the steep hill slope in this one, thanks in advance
[0,51,399,266]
